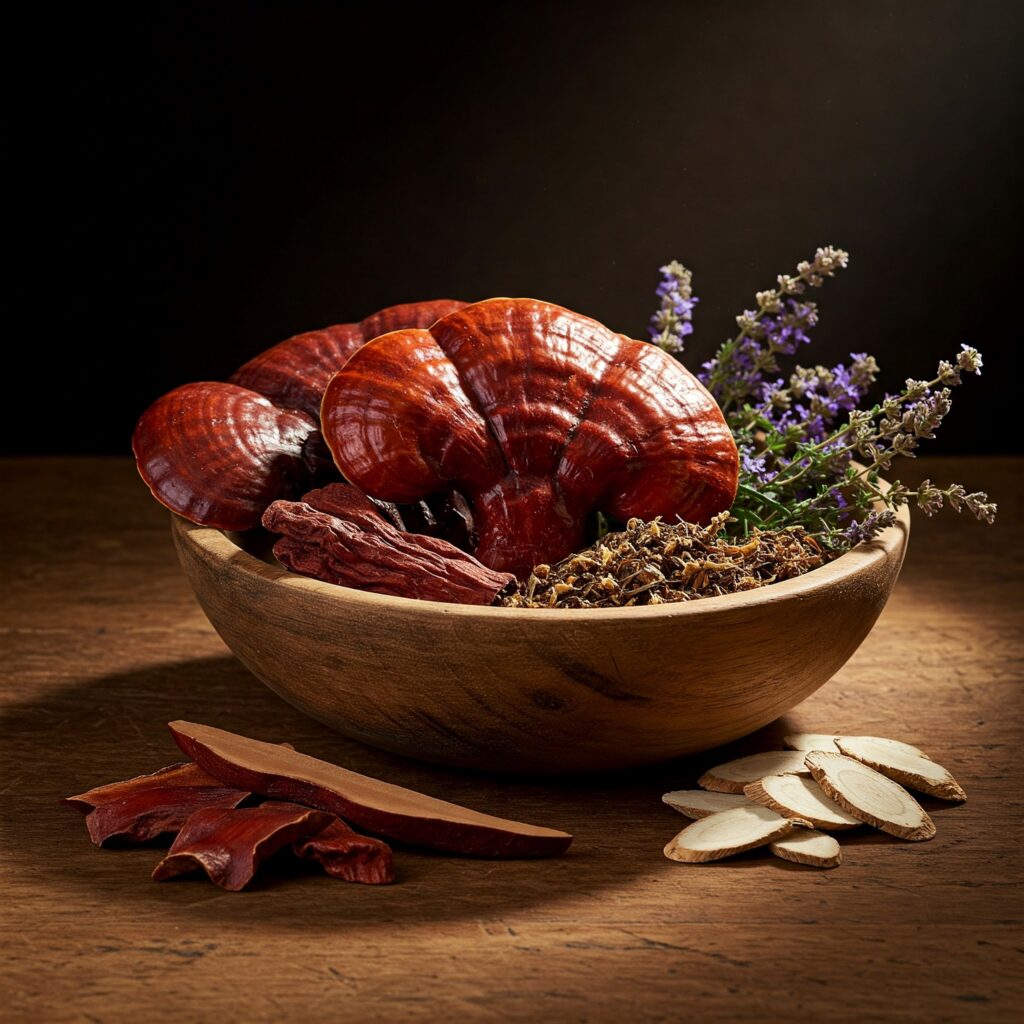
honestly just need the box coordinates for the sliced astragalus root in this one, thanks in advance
[783,733,840,754]
[837,734,928,760]
[662,790,750,819]
[770,829,842,868]
[663,805,800,863]
[804,751,936,841]
[835,736,966,802]
[698,751,811,793]
[744,774,861,830]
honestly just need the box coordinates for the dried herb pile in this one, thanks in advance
[502,513,833,610]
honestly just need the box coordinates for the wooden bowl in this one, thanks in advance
[172,507,910,773]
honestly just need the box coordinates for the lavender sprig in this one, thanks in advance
[700,246,849,413]
[649,260,698,354]
[756,352,880,443]
[733,345,995,545]
[645,247,996,551]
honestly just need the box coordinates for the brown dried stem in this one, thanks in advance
[503,514,833,609]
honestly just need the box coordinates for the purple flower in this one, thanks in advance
[739,449,771,483]
[758,300,818,356]
[650,261,698,355]
[842,510,897,546]
[752,353,879,443]
[828,486,849,510]
[699,299,819,406]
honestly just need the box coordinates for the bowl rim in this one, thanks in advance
[172,499,910,624]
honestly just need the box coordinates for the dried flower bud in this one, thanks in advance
[886,482,911,508]
[849,353,880,390]
[811,246,850,275]
[889,433,918,457]
[916,479,944,516]
[965,492,997,524]
[957,345,983,374]
[649,260,698,354]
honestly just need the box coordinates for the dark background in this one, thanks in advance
[13,0,1023,455]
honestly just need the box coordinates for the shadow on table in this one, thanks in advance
[3,654,804,929]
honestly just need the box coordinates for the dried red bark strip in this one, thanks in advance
[298,484,485,565]
[293,817,395,884]
[152,801,334,890]
[63,762,250,846]
[302,483,406,533]
[263,499,515,605]
[169,720,574,857]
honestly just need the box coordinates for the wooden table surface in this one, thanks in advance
[3,456,1021,1023]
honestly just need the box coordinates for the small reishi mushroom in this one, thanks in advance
[132,299,466,530]
[232,299,467,419]
[321,298,739,578]
[132,382,333,531]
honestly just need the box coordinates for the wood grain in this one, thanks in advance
[1,456,1021,1022]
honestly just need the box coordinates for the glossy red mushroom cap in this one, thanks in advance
[321,298,739,577]
[132,299,467,530]
[231,299,467,418]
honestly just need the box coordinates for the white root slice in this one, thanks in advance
[836,734,929,760]
[662,790,750,819]
[835,736,966,802]
[698,751,811,793]
[744,774,862,830]
[784,733,840,754]
[804,751,936,841]
[770,830,842,868]
[664,805,800,863]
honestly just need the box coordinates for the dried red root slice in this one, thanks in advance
[63,762,250,846]
[835,736,966,802]
[152,802,334,890]
[662,791,750,819]
[697,751,810,793]
[744,774,861,830]
[804,751,936,841]
[664,805,800,863]
[784,733,840,754]
[770,830,842,868]
[293,817,395,885]
[169,721,573,857]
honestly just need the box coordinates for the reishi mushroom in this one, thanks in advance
[132,298,466,530]
[231,299,467,419]
[321,298,739,578]
[131,382,331,532]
